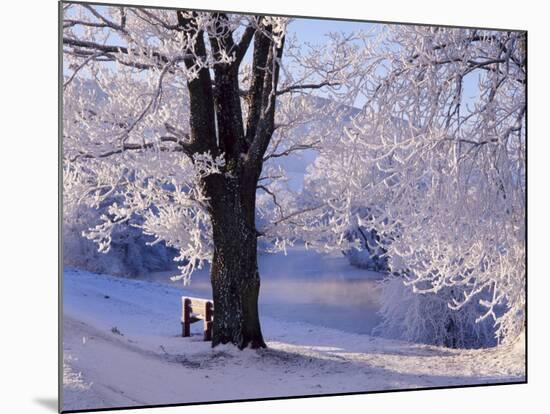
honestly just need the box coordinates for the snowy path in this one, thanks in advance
[62,268,525,411]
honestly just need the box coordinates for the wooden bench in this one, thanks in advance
[181,297,213,341]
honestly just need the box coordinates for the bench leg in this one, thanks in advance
[204,301,213,341]
[182,298,191,337]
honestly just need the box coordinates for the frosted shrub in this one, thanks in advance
[375,275,499,348]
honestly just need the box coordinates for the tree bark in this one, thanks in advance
[203,170,266,349]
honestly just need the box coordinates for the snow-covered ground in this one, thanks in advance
[62,251,525,411]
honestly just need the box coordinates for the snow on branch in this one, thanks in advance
[294,26,525,345]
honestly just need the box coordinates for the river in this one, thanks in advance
[144,246,385,335]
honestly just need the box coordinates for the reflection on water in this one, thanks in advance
[144,248,385,335]
[260,279,383,335]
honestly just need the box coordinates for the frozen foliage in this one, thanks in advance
[63,5,525,347]
[64,7,266,282]
[344,226,389,272]
[62,4,372,282]
[375,276,499,348]
[63,143,222,283]
[63,193,178,277]
[295,27,526,346]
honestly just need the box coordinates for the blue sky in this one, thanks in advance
[288,17,374,43]
[287,17,482,110]
[64,5,481,111]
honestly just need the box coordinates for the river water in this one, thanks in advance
[144,246,385,335]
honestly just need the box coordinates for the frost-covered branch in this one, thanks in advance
[296,26,525,345]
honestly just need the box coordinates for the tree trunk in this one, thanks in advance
[174,14,283,349]
[204,171,266,349]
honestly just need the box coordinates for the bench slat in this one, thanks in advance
[181,297,214,315]
[190,298,212,312]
